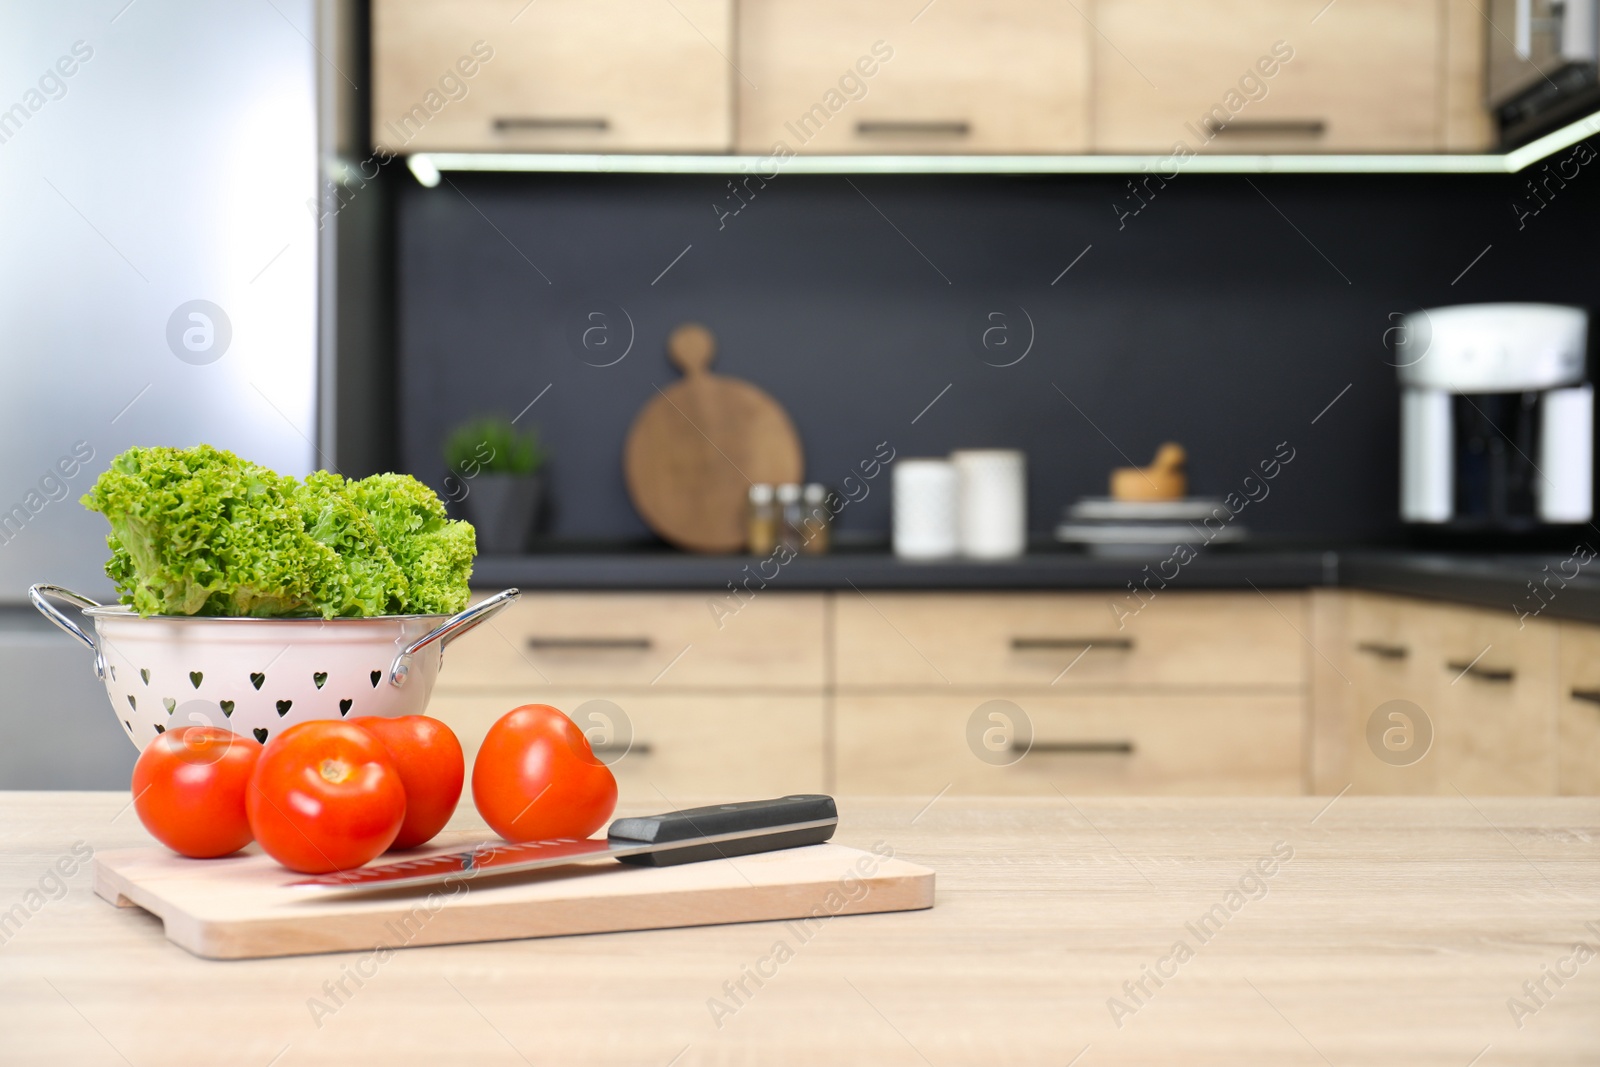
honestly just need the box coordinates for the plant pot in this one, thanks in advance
[461,472,544,554]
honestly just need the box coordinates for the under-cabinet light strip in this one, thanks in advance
[402,108,1600,185]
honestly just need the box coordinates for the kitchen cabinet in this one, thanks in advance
[1557,623,1600,794]
[1326,592,1561,795]
[442,592,826,691]
[832,591,1306,688]
[427,691,826,798]
[1090,0,1487,153]
[835,692,1302,795]
[371,0,733,154]
[734,0,1091,154]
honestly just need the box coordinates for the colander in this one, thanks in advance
[30,584,519,750]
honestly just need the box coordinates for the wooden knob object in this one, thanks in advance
[623,324,804,553]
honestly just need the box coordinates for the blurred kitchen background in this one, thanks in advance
[5,0,1600,796]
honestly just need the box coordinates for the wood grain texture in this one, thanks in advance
[1557,622,1600,794]
[736,0,1091,154]
[835,692,1304,795]
[371,0,733,153]
[831,591,1308,688]
[1328,591,1562,796]
[1092,0,1443,152]
[4,793,1598,1065]
[1442,0,1496,151]
[439,591,827,690]
[623,325,803,554]
[91,840,928,960]
[425,690,828,798]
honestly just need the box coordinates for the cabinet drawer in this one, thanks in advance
[835,693,1303,795]
[1558,623,1600,795]
[1340,591,1442,795]
[372,0,733,153]
[832,592,1305,689]
[440,593,825,690]
[736,0,1089,154]
[1431,602,1559,795]
[1092,0,1441,152]
[427,692,825,800]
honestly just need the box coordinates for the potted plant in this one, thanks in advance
[443,416,547,554]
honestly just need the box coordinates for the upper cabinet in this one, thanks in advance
[371,0,1495,157]
[371,0,734,154]
[734,0,1090,154]
[1092,0,1487,153]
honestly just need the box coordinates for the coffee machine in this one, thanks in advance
[1398,303,1592,534]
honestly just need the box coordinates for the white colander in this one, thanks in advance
[30,585,518,750]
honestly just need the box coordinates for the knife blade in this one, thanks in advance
[289,794,838,894]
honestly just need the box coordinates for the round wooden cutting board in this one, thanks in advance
[624,324,803,553]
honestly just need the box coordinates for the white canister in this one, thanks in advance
[892,459,959,560]
[952,449,1027,559]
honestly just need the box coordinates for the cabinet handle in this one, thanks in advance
[590,742,653,757]
[1206,119,1327,137]
[1012,740,1135,755]
[1356,641,1409,659]
[1447,660,1516,683]
[1011,637,1134,651]
[855,120,970,138]
[494,117,610,132]
[1570,688,1600,705]
[526,637,653,651]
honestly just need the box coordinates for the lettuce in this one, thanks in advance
[82,445,475,618]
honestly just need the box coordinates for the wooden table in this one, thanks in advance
[2,792,1597,1065]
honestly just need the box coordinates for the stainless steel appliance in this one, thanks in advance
[0,2,374,786]
[1489,0,1600,143]
[1399,303,1592,533]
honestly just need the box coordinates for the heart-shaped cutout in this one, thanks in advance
[154,724,166,734]
[250,673,266,690]
[123,720,131,732]
[189,671,203,689]
[126,695,136,711]
[253,728,268,743]
[276,699,292,717]
[314,671,328,689]
[140,668,150,685]
[109,665,117,681]
[162,697,176,714]
[370,670,381,688]
[219,700,235,717]
[339,698,353,715]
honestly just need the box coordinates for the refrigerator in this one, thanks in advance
[0,0,379,786]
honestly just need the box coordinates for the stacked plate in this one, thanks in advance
[1054,497,1247,556]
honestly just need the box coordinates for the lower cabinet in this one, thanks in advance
[1558,624,1600,795]
[1329,592,1563,796]
[426,588,1596,800]
[834,693,1303,796]
[426,692,826,800]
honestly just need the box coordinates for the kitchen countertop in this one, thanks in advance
[471,545,1600,622]
[5,792,1597,1065]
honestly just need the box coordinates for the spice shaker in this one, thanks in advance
[746,483,778,555]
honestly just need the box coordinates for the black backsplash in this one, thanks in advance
[395,161,1599,545]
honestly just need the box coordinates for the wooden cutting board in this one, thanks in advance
[92,837,934,960]
[624,323,803,553]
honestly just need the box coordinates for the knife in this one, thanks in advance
[289,794,838,894]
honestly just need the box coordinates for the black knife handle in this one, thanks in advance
[609,794,837,867]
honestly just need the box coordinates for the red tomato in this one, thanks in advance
[131,727,262,859]
[471,704,617,843]
[246,721,407,874]
[349,715,464,850]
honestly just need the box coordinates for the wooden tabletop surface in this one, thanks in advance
[2,791,1597,1066]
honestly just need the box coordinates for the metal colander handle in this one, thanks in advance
[387,588,520,688]
[29,585,107,678]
